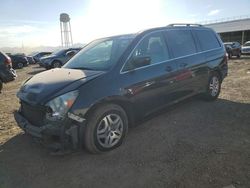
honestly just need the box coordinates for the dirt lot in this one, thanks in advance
[0,58,250,188]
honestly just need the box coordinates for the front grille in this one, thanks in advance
[20,101,46,127]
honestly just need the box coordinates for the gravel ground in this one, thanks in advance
[0,57,250,188]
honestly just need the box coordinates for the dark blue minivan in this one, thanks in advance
[15,24,228,153]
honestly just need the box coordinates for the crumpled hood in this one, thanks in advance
[17,68,104,105]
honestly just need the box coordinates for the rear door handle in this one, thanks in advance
[180,63,188,67]
[165,66,172,72]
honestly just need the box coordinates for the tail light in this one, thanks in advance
[5,56,12,67]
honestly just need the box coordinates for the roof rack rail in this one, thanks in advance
[167,23,203,27]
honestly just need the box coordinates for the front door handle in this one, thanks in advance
[165,66,172,72]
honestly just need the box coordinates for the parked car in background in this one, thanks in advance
[31,52,52,63]
[15,24,228,153]
[241,41,250,55]
[0,52,17,92]
[39,48,81,69]
[224,42,241,58]
[26,56,36,64]
[9,54,29,69]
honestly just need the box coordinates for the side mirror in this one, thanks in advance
[131,56,151,69]
[66,51,76,57]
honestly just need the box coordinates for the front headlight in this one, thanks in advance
[46,90,79,121]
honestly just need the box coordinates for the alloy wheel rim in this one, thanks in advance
[96,114,123,148]
[209,76,219,97]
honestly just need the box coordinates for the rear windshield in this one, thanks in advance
[195,29,221,51]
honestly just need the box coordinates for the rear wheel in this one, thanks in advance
[84,104,128,153]
[202,72,221,101]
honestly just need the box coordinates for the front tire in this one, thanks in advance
[52,61,61,68]
[237,52,241,58]
[0,80,3,93]
[202,72,221,101]
[17,62,24,69]
[84,104,128,154]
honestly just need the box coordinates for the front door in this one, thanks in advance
[120,31,180,116]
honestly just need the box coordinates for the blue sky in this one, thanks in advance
[0,0,250,47]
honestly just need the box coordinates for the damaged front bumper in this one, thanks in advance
[14,111,86,150]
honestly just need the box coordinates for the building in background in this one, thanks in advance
[203,16,250,44]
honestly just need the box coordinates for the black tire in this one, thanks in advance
[0,79,3,93]
[17,62,24,69]
[237,52,241,58]
[84,104,128,154]
[202,72,221,101]
[52,61,61,68]
[228,53,232,59]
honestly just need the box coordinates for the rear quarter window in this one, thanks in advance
[195,30,221,51]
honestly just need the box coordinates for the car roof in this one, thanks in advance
[98,25,212,41]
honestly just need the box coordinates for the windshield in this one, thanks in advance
[243,42,250,47]
[64,35,134,71]
[29,52,38,56]
[51,49,66,56]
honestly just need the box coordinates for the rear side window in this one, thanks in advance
[195,30,221,51]
[165,30,197,58]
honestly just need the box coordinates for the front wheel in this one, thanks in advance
[0,80,3,93]
[17,62,24,69]
[202,72,221,101]
[84,104,128,153]
[52,61,61,68]
[237,52,241,58]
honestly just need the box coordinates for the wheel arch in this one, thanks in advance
[210,69,223,82]
[84,96,136,127]
[52,59,62,66]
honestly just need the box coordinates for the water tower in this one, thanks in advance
[60,13,73,47]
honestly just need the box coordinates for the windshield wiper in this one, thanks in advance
[70,67,95,70]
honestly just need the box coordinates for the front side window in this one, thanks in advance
[123,32,169,71]
[165,30,197,58]
[64,36,134,71]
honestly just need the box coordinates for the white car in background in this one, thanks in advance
[241,41,250,55]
